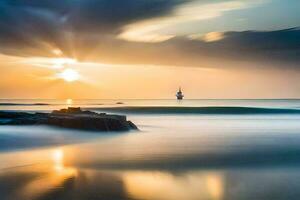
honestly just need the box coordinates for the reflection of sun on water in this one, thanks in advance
[52,148,77,176]
[206,174,224,200]
[53,149,64,172]
[123,171,224,200]
[18,148,78,199]
[66,98,73,105]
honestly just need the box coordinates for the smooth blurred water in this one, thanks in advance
[1,99,300,200]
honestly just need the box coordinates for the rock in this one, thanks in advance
[0,107,138,132]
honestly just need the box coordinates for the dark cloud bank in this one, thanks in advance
[0,0,299,68]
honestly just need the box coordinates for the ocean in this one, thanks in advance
[1,99,300,200]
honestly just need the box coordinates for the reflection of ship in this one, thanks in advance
[176,87,184,100]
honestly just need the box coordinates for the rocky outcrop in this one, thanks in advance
[0,107,138,132]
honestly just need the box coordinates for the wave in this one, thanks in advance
[0,103,50,106]
[92,106,300,114]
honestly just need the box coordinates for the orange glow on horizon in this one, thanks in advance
[1,53,300,99]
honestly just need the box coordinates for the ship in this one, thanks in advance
[176,87,184,100]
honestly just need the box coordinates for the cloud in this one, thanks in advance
[90,28,300,68]
[183,28,300,66]
[0,0,299,70]
[188,32,225,42]
[204,28,300,63]
[0,0,187,56]
[118,0,266,42]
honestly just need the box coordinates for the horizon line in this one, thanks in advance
[1,98,300,101]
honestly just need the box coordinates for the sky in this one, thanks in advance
[0,0,300,99]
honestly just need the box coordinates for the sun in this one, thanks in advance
[58,68,80,82]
